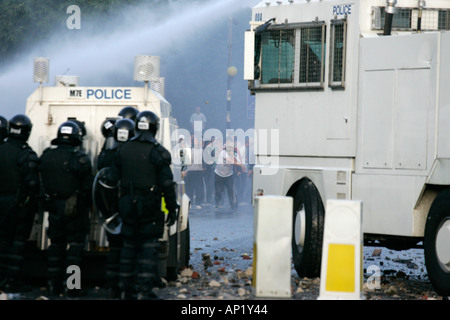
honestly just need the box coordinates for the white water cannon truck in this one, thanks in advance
[245,0,450,295]
[25,55,190,280]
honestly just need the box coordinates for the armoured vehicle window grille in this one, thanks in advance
[372,7,450,31]
[329,20,347,88]
[414,9,449,31]
[299,24,326,87]
[380,7,412,29]
[260,29,295,84]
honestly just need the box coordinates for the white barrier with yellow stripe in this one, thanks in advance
[318,200,364,300]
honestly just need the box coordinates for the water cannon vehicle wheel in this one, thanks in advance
[424,189,450,296]
[291,179,324,278]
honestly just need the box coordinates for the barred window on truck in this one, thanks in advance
[299,23,326,87]
[260,28,295,85]
[329,19,347,88]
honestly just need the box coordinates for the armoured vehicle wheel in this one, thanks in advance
[291,179,325,278]
[424,190,450,296]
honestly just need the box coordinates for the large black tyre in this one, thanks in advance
[424,190,450,296]
[292,179,325,278]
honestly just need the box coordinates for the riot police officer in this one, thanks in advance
[97,117,117,170]
[39,120,93,296]
[95,118,135,298]
[0,114,39,291]
[108,111,178,300]
[0,116,8,143]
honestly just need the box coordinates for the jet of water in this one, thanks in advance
[0,0,259,119]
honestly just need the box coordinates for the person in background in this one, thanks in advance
[203,136,217,206]
[189,106,206,136]
[172,134,187,169]
[214,138,244,211]
[184,136,205,209]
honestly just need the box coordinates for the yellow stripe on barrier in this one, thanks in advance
[318,200,363,300]
[326,244,355,293]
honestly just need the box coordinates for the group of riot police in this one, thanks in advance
[0,107,179,300]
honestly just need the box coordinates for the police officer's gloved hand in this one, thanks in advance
[166,210,177,227]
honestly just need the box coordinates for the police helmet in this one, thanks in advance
[135,111,159,136]
[68,118,87,138]
[114,118,135,143]
[118,106,139,121]
[0,116,8,140]
[101,118,117,138]
[53,121,82,146]
[9,114,32,141]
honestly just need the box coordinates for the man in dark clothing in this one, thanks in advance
[0,114,39,292]
[108,110,178,300]
[39,120,93,296]
[97,118,117,169]
[203,136,216,205]
[184,136,205,209]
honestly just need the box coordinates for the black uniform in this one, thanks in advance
[0,136,39,289]
[97,145,122,296]
[108,112,178,300]
[97,118,117,171]
[95,117,134,298]
[39,122,93,295]
[96,119,120,223]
